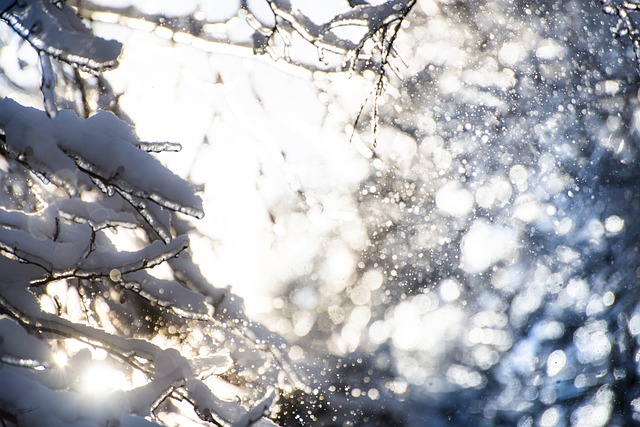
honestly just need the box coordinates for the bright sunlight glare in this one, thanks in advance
[79,362,130,395]
[53,351,68,367]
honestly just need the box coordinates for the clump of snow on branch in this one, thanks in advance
[0,0,121,71]
[0,98,204,242]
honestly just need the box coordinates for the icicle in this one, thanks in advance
[0,354,48,370]
[116,189,172,243]
[135,142,182,153]
[147,193,205,219]
[57,198,137,230]
[39,51,57,118]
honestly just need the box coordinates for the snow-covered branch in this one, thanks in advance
[72,0,415,73]
[0,0,121,72]
[0,97,204,242]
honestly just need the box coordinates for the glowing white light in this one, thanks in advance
[513,197,542,223]
[575,321,611,364]
[535,39,565,60]
[53,351,68,367]
[446,364,482,388]
[439,75,461,94]
[476,177,512,210]
[79,363,129,395]
[572,402,612,427]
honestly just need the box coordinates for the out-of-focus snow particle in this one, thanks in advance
[546,350,566,377]
[439,74,461,94]
[435,182,473,217]
[418,0,440,16]
[604,215,624,234]
[439,278,460,302]
[476,178,512,210]
[602,291,615,307]
[513,197,542,223]
[540,407,560,427]
[460,220,518,274]
[509,164,529,192]
[498,42,526,66]
[535,39,565,61]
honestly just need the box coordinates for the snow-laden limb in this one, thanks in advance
[168,250,229,309]
[0,311,158,426]
[262,0,409,50]
[0,193,134,235]
[0,97,204,224]
[0,366,161,427]
[168,250,304,395]
[121,270,211,320]
[0,0,122,72]
[0,315,53,369]
[184,378,278,427]
[232,389,276,427]
[0,204,189,282]
[0,284,278,427]
[77,234,189,278]
[57,197,137,230]
[0,206,93,273]
[245,0,415,71]
[165,230,303,387]
[115,189,173,243]
[75,0,415,72]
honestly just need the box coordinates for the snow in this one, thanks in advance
[460,219,518,274]
[0,316,53,368]
[0,207,93,271]
[57,198,137,230]
[246,0,276,28]
[0,97,204,220]
[122,271,210,319]
[1,0,122,71]
[435,181,474,217]
[0,364,160,427]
